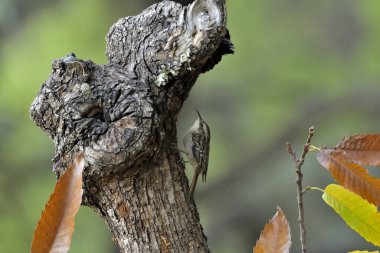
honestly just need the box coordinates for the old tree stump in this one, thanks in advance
[30,0,233,252]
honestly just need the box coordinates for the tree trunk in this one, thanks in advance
[29,0,233,252]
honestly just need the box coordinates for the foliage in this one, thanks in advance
[252,133,380,252]
[322,184,380,248]
[253,207,291,253]
[348,251,380,253]
[31,153,84,253]
[317,148,380,206]
[336,134,380,166]
[316,134,380,251]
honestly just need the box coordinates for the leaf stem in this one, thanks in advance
[308,145,321,152]
[301,185,312,194]
[308,187,324,192]
[286,126,315,253]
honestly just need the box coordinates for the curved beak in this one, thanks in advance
[195,109,203,121]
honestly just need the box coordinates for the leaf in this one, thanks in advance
[348,251,380,253]
[317,148,380,206]
[337,134,380,166]
[322,184,380,247]
[31,152,85,253]
[253,207,291,253]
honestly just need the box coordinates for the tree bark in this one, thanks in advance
[29,0,233,252]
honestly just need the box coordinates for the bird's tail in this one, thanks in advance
[189,170,200,199]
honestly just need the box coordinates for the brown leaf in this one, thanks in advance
[31,152,85,253]
[253,207,291,253]
[317,148,380,206]
[337,134,380,166]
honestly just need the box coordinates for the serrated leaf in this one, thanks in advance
[253,207,291,253]
[31,152,85,253]
[322,184,380,247]
[317,149,380,206]
[337,134,380,166]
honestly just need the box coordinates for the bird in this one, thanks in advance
[182,109,211,198]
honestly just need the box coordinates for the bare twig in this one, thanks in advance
[286,126,315,253]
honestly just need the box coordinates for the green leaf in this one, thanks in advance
[348,251,379,253]
[322,184,380,247]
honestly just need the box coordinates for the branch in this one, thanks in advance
[286,126,315,253]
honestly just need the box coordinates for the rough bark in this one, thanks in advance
[29,0,233,252]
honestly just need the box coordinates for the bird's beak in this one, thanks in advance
[195,109,203,121]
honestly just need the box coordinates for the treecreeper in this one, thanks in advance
[29,0,233,252]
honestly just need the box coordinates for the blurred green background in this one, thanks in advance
[1,0,380,252]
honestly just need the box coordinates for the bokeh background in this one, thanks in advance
[1,0,380,252]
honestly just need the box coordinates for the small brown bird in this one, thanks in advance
[182,109,211,198]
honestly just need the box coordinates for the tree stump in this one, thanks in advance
[29,0,233,252]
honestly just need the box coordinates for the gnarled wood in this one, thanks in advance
[30,0,233,252]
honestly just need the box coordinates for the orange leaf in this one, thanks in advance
[317,149,380,206]
[31,152,85,253]
[337,134,380,166]
[253,207,291,253]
